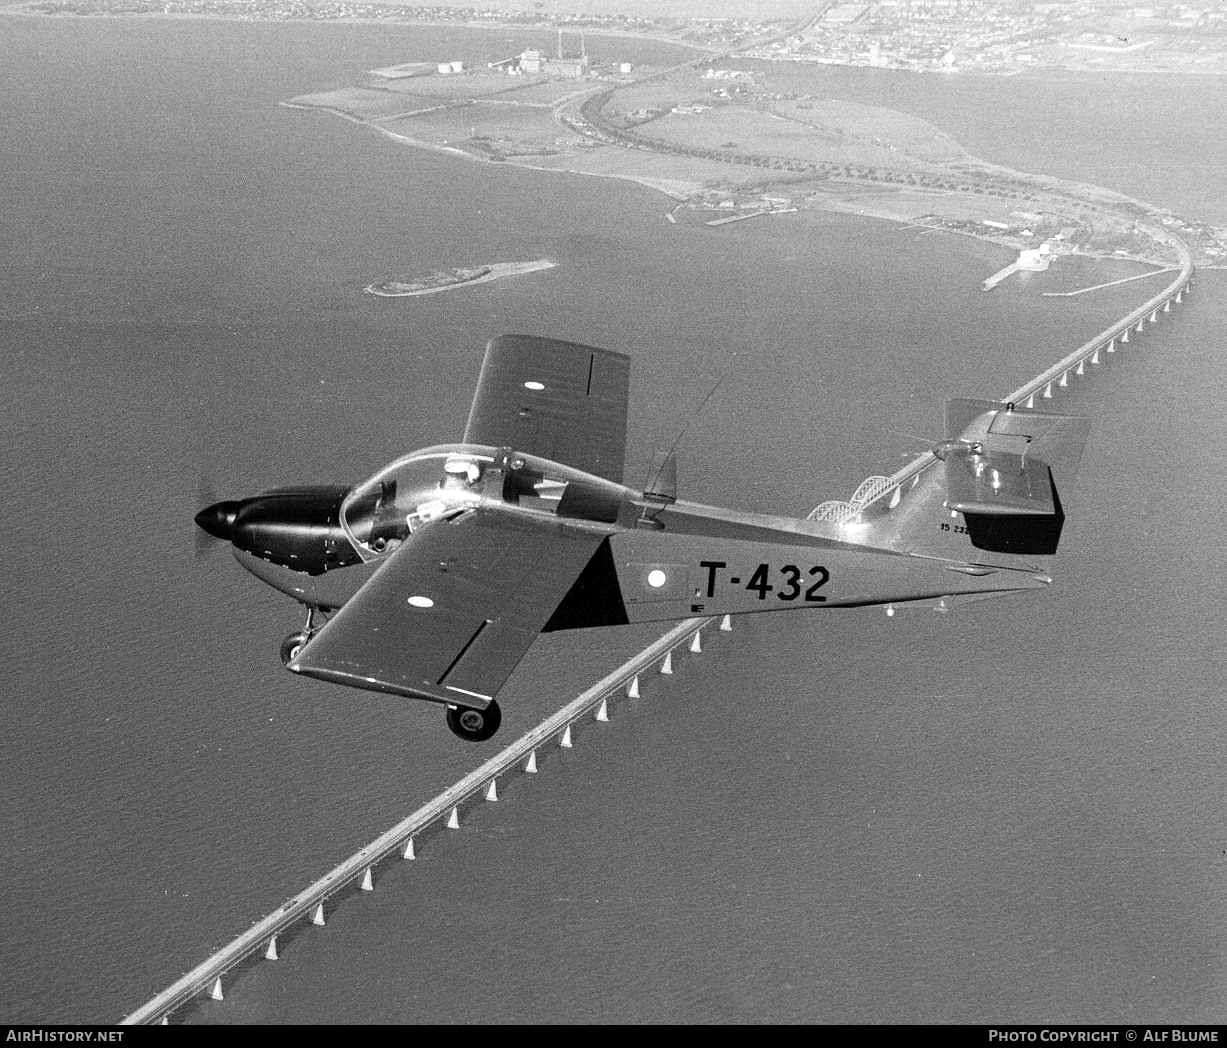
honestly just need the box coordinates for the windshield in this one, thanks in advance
[340,445,494,561]
[340,443,630,562]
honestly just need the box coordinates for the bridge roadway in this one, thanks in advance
[122,232,1194,1026]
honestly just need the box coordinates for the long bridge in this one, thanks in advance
[120,614,720,1025]
[121,236,1194,1026]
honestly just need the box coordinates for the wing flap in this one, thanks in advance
[463,334,630,482]
[289,509,607,707]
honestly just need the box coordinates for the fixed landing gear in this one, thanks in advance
[279,604,325,667]
[446,700,502,742]
[279,631,309,666]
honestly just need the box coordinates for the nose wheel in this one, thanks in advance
[446,701,501,742]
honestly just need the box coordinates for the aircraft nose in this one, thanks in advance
[194,500,242,541]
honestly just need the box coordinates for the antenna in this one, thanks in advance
[641,369,731,497]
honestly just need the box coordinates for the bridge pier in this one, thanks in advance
[524,749,538,774]
[627,674,641,698]
[1043,382,1053,398]
[1025,394,1034,408]
[401,837,415,860]
[1120,330,1128,344]
[485,778,499,801]
[264,936,278,961]
[1058,372,1069,387]
[1164,299,1171,313]
[720,614,733,632]
[660,651,673,675]
[1076,360,1085,376]
[209,977,223,1002]
[560,725,573,748]
[311,903,325,926]
[1091,347,1100,364]
[446,806,460,830]
[689,631,703,654]
[360,868,373,892]
[1136,319,1145,333]
[595,698,609,722]
[1150,310,1159,323]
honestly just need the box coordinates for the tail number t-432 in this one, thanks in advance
[700,560,831,602]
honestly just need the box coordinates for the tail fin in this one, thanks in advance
[860,399,1090,573]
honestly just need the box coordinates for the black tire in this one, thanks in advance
[279,632,308,667]
[446,700,501,742]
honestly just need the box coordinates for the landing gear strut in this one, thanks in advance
[446,700,502,742]
[280,604,323,667]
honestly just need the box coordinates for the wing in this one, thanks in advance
[288,509,607,708]
[463,334,630,483]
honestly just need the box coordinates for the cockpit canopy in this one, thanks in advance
[339,443,629,561]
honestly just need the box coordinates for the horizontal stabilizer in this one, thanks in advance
[945,399,1091,483]
[944,451,1055,517]
[942,399,1088,557]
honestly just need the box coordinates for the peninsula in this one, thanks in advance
[364,259,556,298]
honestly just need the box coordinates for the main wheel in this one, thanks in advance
[279,631,309,667]
[446,700,501,742]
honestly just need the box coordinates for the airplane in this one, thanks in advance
[195,334,1089,742]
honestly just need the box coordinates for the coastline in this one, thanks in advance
[11,4,1227,77]
[0,3,721,52]
[282,99,703,203]
[286,89,1193,272]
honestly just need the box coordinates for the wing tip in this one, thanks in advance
[487,332,630,365]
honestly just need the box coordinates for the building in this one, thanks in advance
[514,33,591,79]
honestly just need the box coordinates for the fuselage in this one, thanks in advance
[209,443,1048,623]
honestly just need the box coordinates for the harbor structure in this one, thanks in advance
[368,62,435,79]
[982,244,1052,291]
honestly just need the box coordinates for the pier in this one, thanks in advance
[981,246,1052,291]
[705,207,799,227]
[1040,267,1177,298]
[123,226,1194,1026]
